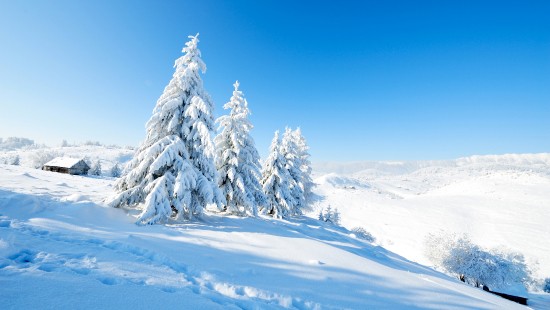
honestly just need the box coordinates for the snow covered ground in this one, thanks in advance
[0,163,540,309]
[311,154,550,288]
[1,144,549,309]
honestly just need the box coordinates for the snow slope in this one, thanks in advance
[0,164,531,309]
[312,153,550,284]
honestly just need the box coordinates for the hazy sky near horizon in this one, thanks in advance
[1,0,549,161]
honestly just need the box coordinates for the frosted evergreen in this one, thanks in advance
[110,34,223,225]
[292,128,314,205]
[260,131,295,218]
[214,81,265,216]
[110,163,121,178]
[90,160,102,176]
[277,127,314,216]
[281,128,304,215]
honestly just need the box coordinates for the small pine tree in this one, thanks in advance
[332,208,340,225]
[10,155,20,166]
[110,163,121,178]
[214,81,265,216]
[261,131,295,218]
[90,160,102,176]
[318,209,324,221]
[324,205,333,223]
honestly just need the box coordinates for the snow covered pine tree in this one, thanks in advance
[261,131,295,218]
[90,160,102,176]
[281,128,304,215]
[214,81,266,216]
[279,127,314,215]
[292,128,314,205]
[109,34,223,224]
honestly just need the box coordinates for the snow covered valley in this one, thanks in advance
[1,152,549,309]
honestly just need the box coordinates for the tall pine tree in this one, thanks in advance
[214,81,265,216]
[260,131,295,218]
[110,34,223,224]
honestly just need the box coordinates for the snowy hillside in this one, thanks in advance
[0,139,134,175]
[0,164,536,309]
[311,153,550,285]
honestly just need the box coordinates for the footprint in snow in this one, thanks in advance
[98,277,121,286]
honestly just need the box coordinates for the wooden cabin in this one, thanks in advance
[42,157,90,175]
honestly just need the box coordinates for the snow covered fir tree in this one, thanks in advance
[109,34,223,224]
[291,128,314,204]
[280,128,314,215]
[260,128,314,218]
[214,81,265,216]
[260,131,295,218]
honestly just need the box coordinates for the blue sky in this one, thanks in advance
[1,0,548,161]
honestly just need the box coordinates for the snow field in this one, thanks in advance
[312,154,550,281]
[0,164,532,309]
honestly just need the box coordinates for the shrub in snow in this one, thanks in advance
[543,278,550,293]
[260,131,295,218]
[214,81,265,216]
[110,34,223,224]
[424,232,531,291]
[89,160,102,176]
[84,140,101,146]
[110,163,121,178]
[317,209,324,221]
[351,227,376,242]
[9,155,20,166]
[31,150,58,169]
[61,139,69,147]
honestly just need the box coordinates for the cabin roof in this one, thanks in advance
[43,157,86,168]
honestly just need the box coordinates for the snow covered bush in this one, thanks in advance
[110,163,121,178]
[424,232,531,291]
[30,150,59,169]
[89,160,102,176]
[9,155,20,165]
[109,34,223,224]
[214,81,265,216]
[351,227,376,242]
[84,140,102,146]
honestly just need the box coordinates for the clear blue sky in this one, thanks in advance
[1,0,549,161]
